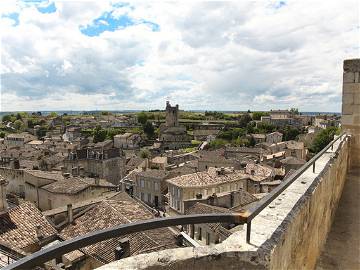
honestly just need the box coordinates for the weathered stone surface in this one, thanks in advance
[343,82,360,94]
[344,58,360,72]
[343,72,355,83]
[343,93,354,105]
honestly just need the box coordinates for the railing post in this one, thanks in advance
[312,162,315,173]
[246,221,251,243]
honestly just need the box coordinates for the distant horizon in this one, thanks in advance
[0,109,341,115]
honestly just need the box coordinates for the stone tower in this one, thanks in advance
[342,59,360,167]
[165,101,179,127]
[0,175,8,213]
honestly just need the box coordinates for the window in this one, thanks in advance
[140,180,145,188]
[177,188,180,198]
[141,192,144,201]
[154,182,159,191]
[198,227,202,240]
[148,193,151,202]
[206,232,210,245]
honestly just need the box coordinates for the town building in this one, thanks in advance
[265,131,283,144]
[134,169,169,209]
[64,147,126,185]
[166,167,248,214]
[4,133,36,148]
[114,133,141,149]
[192,123,222,141]
[184,203,234,245]
[158,101,191,150]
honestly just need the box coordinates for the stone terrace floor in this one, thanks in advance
[316,166,360,270]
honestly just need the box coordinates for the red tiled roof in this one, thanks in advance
[0,202,57,250]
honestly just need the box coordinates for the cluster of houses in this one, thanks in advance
[0,104,339,269]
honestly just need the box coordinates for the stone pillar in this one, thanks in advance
[342,59,360,167]
[0,175,8,213]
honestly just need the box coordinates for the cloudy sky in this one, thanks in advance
[1,0,359,112]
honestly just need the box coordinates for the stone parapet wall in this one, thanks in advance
[342,58,360,167]
[97,135,350,270]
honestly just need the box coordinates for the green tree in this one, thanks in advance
[290,108,299,115]
[281,126,300,141]
[249,136,256,147]
[239,113,252,128]
[137,112,148,125]
[13,120,25,131]
[309,127,339,153]
[36,126,48,138]
[209,139,227,149]
[2,114,16,123]
[93,126,107,143]
[0,132,5,138]
[252,112,269,121]
[143,121,155,138]
[140,149,150,159]
[49,112,58,117]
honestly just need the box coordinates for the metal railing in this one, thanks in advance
[4,133,349,270]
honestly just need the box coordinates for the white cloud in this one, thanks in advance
[0,0,359,112]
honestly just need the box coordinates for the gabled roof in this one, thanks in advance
[0,202,57,250]
[60,194,178,263]
[185,202,231,232]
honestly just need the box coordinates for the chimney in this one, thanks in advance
[251,169,255,176]
[0,177,8,214]
[67,204,73,224]
[79,167,85,177]
[115,238,130,260]
[71,167,78,176]
[60,166,66,174]
[35,225,44,241]
[95,177,100,186]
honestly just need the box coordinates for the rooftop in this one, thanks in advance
[166,167,247,188]
[60,195,178,263]
[136,169,168,179]
[0,202,57,250]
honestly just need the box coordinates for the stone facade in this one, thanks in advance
[342,58,360,167]
[64,148,126,185]
[159,102,191,150]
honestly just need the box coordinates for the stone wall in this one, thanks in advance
[97,135,350,270]
[342,58,360,167]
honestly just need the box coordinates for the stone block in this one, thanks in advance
[354,91,360,105]
[344,72,355,83]
[343,93,354,105]
[343,104,360,115]
[341,115,354,126]
[343,83,360,94]
[344,59,360,72]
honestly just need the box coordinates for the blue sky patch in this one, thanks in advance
[80,10,160,37]
[2,13,19,26]
[273,1,286,9]
[37,2,56,13]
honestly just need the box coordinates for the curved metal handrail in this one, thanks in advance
[4,213,246,270]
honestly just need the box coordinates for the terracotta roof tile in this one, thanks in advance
[0,202,57,250]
